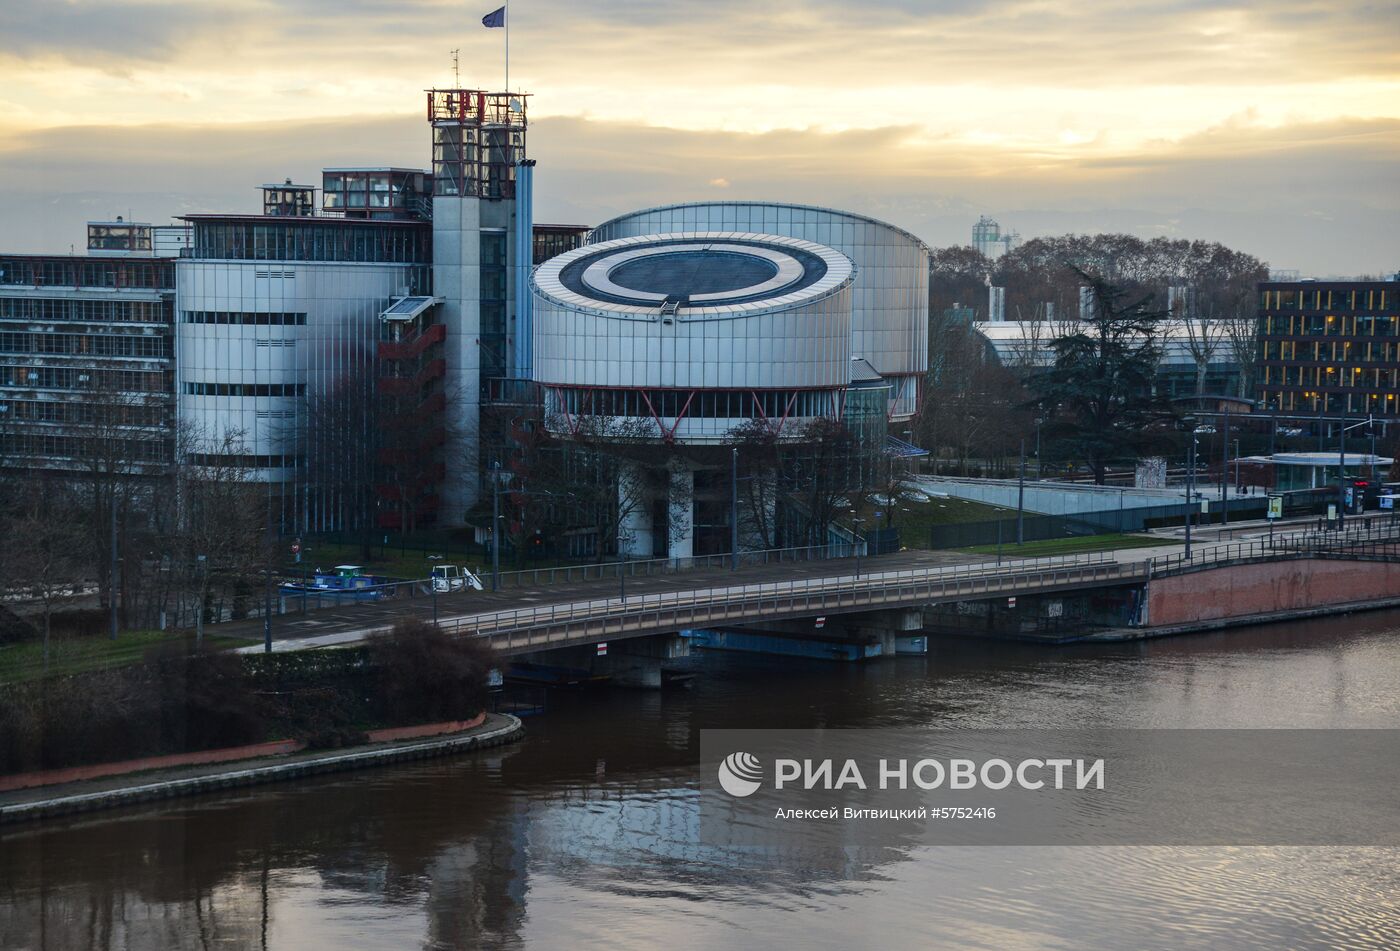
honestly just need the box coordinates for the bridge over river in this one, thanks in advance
[240,519,1400,660]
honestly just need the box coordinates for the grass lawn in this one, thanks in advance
[855,496,1016,549]
[0,630,258,684]
[958,533,1181,558]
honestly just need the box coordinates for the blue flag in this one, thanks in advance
[482,6,505,27]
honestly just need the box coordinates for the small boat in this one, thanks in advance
[280,565,394,601]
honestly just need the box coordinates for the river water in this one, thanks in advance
[4,612,1400,950]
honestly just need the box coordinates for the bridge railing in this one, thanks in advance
[435,548,1134,646]
[430,524,1400,649]
[1147,521,1400,578]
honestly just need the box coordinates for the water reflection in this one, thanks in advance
[4,610,1400,949]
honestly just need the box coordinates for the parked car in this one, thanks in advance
[432,564,484,592]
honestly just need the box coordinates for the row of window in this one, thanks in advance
[1261,339,1400,363]
[182,381,306,397]
[1258,390,1399,415]
[191,222,431,264]
[181,310,308,325]
[0,398,168,427]
[0,257,174,290]
[0,332,168,358]
[2,366,168,392]
[1261,366,1400,388]
[186,452,303,469]
[545,386,841,420]
[1259,314,1399,336]
[1260,288,1394,312]
[0,432,169,463]
[0,298,172,324]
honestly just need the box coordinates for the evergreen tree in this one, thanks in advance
[1031,269,1174,484]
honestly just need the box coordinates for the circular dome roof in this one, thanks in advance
[533,232,855,318]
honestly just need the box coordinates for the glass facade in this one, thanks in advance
[188,219,431,264]
[0,255,175,474]
[0,255,173,289]
[175,256,430,532]
[321,169,428,219]
[480,230,508,379]
[1257,281,1400,417]
[590,202,929,420]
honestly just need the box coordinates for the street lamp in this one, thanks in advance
[195,554,207,647]
[850,513,866,577]
[1016,439,1026,544]
[730,447,739,571]
[490,461,503,591]
[1220,402,1231,526]
[1034,417,1043,481]
[1181,415,1198,558]
[1337,414,1374,528]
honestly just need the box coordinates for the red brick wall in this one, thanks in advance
[1148,559,1400,627]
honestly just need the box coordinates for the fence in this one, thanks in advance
[927,497,1270,549]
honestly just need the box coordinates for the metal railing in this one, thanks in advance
[431,550,1131,651]
[426,526,1400,652]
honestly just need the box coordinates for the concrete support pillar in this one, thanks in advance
[619,462,653,559]
[667,464,694,560]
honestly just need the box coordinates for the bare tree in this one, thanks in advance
[168,426,269,641]
[0,473,85,666]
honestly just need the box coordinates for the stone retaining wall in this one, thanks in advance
[1148,558,1400,627]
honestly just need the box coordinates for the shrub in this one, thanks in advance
[366,619,495,726]
[0,605,36,645]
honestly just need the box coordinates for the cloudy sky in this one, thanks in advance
[2,0,1397,273]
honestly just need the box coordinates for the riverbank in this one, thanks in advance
[0,712,523,826]
[1071,594,1400,643]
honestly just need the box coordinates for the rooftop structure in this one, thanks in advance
[322,168,429,220]
[262,180,317,218]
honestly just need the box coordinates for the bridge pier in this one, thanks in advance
[689,607,929,661]
[516,632,690,688]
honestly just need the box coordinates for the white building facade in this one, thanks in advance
[590,202,928,421]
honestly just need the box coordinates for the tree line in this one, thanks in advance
[916,233,1270,483]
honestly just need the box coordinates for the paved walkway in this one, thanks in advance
[0,713,523,825]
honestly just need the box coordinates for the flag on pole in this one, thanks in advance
[482,5,505,27]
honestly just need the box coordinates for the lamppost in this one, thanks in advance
[850,514,866,577]
[1337,414,1374,528]
[730,447,739,571]
[195,554,207,647]
[1182,415,1197,558]
[490,461,503,592]
[1034,417,1043,481]
[1220,403,1231,526]
[1016,439,1026,545]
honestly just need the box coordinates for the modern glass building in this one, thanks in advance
[176,213,432,531]
[530,217,913,558]
[1257,280,1400,418]
[0,249,178,477]
[590,202,929,421]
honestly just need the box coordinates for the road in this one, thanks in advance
[227,513,1396,656]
